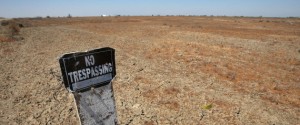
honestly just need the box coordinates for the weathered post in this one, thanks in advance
[59,47,117,125]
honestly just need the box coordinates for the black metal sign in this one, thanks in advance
[59,47,116,92]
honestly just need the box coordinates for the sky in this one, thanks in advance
[0,0,300,18]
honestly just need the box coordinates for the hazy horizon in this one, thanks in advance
[1,0,300,18]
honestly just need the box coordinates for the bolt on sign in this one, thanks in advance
[59,47,117,125]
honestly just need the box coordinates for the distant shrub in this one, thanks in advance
[46,16,51,18]
[0,20,23,42]
[67,14,72,18]
[1,20,9,26]
[30,16,43,20]
[18,23,24,28]
[288,16,299,19]
[8,21,20,36]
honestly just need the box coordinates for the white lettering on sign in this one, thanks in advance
[85,55,95,67]
[67,63,113,83]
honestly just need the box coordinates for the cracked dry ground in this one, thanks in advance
[0,17,299,124]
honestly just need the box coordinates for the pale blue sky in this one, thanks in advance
[0,0,299,18]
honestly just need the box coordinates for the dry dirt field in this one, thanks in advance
[0,16,300,124]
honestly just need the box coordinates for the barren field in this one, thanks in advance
[0,16,300,124]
